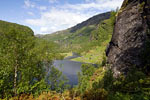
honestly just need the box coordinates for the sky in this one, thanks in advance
[0,0,124,35]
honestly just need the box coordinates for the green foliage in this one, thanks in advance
[48,66,70,93]
[91,20,112,43]
[79,65,150,100]
[108,92,150,100]
[103,69,114,90]
[71,12,115,63]
[83,88,108,100]
[139,2,145,12]
[101,55,107,66]
[0,20,34,36]
[71,11,116,63]
[0,21,68,99]
[105,67,150,100]
[141,31,150,73]
[108,92,130,100]
[0,28,36,98]
[91,11,116,42]
[77,64,96,94]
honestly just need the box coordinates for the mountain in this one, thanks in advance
[0,20,34,36]
[106,0,150,76]
[70,12,111,32]
[41,12,111,53]
[41,12,110,41]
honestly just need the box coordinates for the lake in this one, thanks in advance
[52,53,83,86]
[53,59,83,86]
[53,53,97,86]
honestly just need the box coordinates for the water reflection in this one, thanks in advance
[53,60,83,86]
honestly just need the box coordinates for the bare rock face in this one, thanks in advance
[106,0,150,76]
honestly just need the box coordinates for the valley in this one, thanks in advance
[0,0,150,100]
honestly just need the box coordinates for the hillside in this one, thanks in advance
[72,18,114,64]
[0,20,34,36]
[70,12,111,32]
[41,12,111,53]
[41,12,112,63]
[42,12,110,41]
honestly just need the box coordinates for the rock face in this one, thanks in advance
[106,0,150,76]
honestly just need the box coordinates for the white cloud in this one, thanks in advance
[39,6,47,11]
[27,12,34,16]
[25,8,90,34]
[25,0,124,34]
[62,0,123,11]
[84,0,95,2]
[40,27,48,33]
[24,0,35,8]
[49,0,58,3]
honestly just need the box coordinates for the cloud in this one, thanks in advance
[27,12,34,16]
[24,0,35,8]
[25,0,124,34]
[39,6,47,11]
[49,0,58,3]
[62,0,123,11]
[25,8,90,34]
[40,27,48,33]
[84,0,95,3]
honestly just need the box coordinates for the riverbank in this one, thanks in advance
[71,46,106,64]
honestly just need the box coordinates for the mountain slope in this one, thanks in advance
[72,18,114,64]
[41,12,110,41]
[70,12,111,32]
[41,12,111,53]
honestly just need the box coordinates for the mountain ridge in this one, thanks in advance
[40,12,110,37]
[69,12,111,32]
[40,11,112,54]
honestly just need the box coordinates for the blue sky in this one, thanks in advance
[0,0,124,35]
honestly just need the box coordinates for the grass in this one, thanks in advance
[61,52,73,58]
[72,39,110,64]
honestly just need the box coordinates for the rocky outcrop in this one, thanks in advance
[106,0,150,76]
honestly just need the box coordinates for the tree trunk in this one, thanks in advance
[14,59,18,96]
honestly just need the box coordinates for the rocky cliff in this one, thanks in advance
[106,0,150,76]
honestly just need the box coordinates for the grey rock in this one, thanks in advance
[106,0,150,77]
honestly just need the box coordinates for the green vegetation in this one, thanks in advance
[77,64,96,94]
[42,25,97,53]
[41,11,115,64]
[0,11,114,99]
[1,8,150,100]
[0,21,69,99]
[48,66,70,93]
[41,12,110,54]
[72,17,114,64]
[0,20,34,35]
